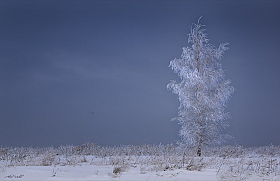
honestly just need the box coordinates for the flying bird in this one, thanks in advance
[90,111,95,114]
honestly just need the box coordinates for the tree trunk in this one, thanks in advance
[197,115,203,157]
[197,138,202,157]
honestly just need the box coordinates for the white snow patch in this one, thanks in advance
[1,164,218,181]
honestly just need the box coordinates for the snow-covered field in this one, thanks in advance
[1,164,218,181]
[1,144,280,180]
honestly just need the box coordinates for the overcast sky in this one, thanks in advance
[1,0,280,147]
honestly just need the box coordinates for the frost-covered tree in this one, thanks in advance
[167,20,234,156]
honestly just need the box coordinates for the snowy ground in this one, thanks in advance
[1,144,280,180]
[1,164,218,181]
[2,163,280,181]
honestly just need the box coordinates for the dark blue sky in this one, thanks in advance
[1,0,280,147]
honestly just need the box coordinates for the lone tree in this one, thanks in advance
[167,19,234,156]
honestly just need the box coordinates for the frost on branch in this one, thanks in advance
[167,20,234,156]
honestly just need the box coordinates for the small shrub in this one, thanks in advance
[113,166,122,174]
